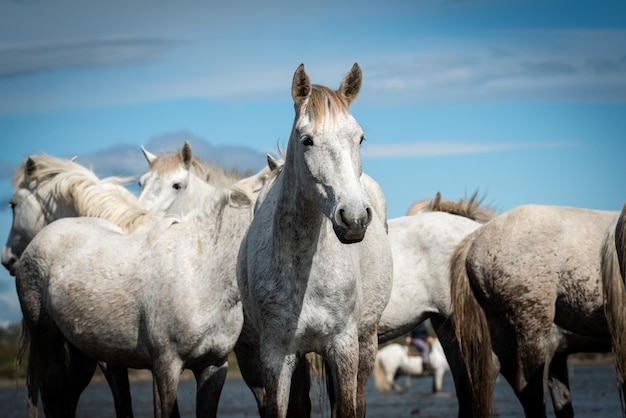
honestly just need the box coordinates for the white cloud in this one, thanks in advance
[0,37,177,79]
[362,140,577,159]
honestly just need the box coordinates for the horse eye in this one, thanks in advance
[173,183,183,191]
[301,135,314,146]
[138,180,143,188]
[359,135,365,145]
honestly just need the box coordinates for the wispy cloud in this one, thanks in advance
[362,29,626,104]
[362,140,577,159]
[0,37,177,79]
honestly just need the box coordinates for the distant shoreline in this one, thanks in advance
[0,353,614,390]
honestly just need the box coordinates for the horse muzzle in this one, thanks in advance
[1,248,17,277]
[333,206,372,244]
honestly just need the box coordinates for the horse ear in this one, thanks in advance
[431,192,442,211]
[266,154,280,172]
[181,141,193,169]
[141,145,157,165]
[25,157,37,179]
[339,63,362,105]
[229,188,252,208]
[291,63,311,107]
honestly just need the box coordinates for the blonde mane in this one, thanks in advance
[16,154,157,232]
[301,84,350,127]
[407,191,496,224]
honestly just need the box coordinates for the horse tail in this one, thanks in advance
[602,210,626,407]
[449,234,495,418]
[17,319,39,418]
[372,351,391,394]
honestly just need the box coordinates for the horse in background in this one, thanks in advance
[2,154,159,418]
[237,63,394,418]
[2,154,156,274]
[406,190,495,223]
[376,192,492,417]
[138,141,247,214]
[14,149,265,418]
[602,202,626,410]
[373,337,449,394]
[450,204,616,418]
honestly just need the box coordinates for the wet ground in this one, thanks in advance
[1,362,623,417]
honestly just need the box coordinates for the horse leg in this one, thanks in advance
[36,322,76,417]
[547,352,574,418]
[516,365,549,418]
[193,360,228,418]
[325,330,359,418]
[287,356,312,418]
[234,338,267,416]
[98,362,135,418]
[261,344,298,418]
[356,325,378,418]
[67,343,98,409]
[152,356,183,418]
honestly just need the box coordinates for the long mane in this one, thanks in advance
[15,154,157,232]
[407,191,496,224]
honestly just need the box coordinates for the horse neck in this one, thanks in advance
[269,162,327,248]
[34,186,80,224]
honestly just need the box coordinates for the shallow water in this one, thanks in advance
[1,362,623,417]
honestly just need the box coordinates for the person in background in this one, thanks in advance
[405,321,435,372]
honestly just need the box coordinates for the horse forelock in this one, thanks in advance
[299,85,350,128]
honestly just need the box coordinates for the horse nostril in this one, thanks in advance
[338,207,371,229]
[364,207,372,227]
[338,208,348,227]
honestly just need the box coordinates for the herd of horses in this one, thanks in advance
[1,62,625,418]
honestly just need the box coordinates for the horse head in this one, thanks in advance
[2,154,147,276]
[2,156,81,274]
[287,63,371,244]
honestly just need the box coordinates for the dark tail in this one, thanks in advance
[449,235,496,418]
[17,320,39,418]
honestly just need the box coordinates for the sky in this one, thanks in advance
[0,0,625,324]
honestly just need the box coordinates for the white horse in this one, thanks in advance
[373,338,449,394]
[2,154,160,418]
[378,197,493,418]
[237,63,394,418]
[137,141,248,215]
[2,155,156,274]
[14,151,266,417]
[450,204,617,418]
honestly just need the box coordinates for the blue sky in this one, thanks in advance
[0,0,625,324]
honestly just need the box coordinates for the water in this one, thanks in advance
[1,362,623,417]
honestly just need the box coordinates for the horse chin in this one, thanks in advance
[333,224,367,244]
[6,263,16,277]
